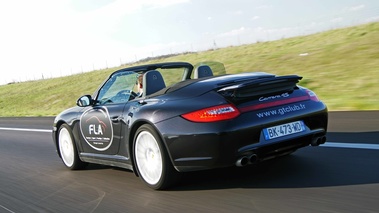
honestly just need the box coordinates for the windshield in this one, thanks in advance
[96,71,139,105]
[154,67,187,86]
[94,61,227,101]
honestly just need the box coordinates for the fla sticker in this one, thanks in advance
[80,106,113,151]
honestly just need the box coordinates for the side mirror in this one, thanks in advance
[76,95,93,107]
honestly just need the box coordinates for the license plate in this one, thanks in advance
[263,121,305,140]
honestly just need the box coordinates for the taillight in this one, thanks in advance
[306,89,320,102]
[181,104,240,122]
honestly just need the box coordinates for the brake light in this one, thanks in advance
[306,89,320,102]
[181,104,240,122]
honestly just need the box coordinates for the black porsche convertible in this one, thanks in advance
[52,61,328,189]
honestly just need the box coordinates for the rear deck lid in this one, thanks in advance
[217,74,302,99]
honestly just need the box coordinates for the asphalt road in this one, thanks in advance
[0,111,378,213]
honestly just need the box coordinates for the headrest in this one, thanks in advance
[194,65,213,78]
[143,70,166,97]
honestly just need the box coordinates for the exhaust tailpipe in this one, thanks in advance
[311,137,319,146]
[248,154,258,164]
[236,154,259,167]
[319,136,326,144]
[311,136,327,146]
[236,156,249,167]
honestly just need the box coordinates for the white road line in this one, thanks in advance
[321,142,379,150]
[1,127,378,150]
[0,205,15,213]
[0,127,52,133]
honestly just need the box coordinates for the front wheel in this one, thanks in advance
[58,124,87,170]
[133,124,179,190]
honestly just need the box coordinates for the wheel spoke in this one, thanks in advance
[135,131,163,185]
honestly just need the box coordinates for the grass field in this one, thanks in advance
[0,22,378,117]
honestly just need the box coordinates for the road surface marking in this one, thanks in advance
[321,142,379,150]
[0,205,15,213]
[0,127,52,133]
[1,127,378,150]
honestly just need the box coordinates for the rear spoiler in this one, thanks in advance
[217,75,302,99]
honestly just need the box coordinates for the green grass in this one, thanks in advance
[1,22,378,117]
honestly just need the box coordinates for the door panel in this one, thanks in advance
[78,70,139,155]
[79,104,124,155]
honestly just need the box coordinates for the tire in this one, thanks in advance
[58,124,87,170]
[133,124,178,190]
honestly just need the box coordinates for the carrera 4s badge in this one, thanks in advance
[259,92,290,102]
[80,106,114,151]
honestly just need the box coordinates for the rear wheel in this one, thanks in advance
[58,124,86,170]
[133,124,178,190]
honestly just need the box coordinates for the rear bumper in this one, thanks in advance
[157,120,326,172]
[170,129,326,172]
[156,102,327,172]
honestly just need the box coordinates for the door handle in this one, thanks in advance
[111,116,121,123]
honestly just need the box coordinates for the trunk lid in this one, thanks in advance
[216,74,308,111]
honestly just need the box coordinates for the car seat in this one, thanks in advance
[194,65,213,78]
[143,70,166,97]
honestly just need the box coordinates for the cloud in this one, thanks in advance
[145,0,191,8]
[366,16,379,22]
[80,0,190,17]
[0,0,194,83]
[92,0,190,15]
[330,17,343,23]
[217,27,247,37]
[348,4,365,11]
[229,10,243,15]
[255,5,271,10]
[251,16,260,21]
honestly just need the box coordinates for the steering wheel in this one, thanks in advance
[115,90,139,101]
[99,90,138,104]
[130,91,138,100]
[116,89,131,97]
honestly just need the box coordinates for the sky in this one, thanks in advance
[0,0,378,85]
